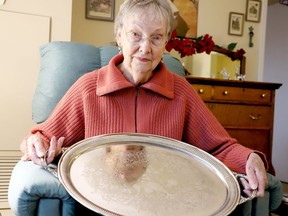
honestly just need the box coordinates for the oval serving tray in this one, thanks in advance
[58,133,242,216]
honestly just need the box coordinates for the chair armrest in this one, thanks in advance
[8,161,76,216]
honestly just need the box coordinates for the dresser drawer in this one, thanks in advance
[208,104,272,127]
[226,128,270,158]
[226,128,274,174]
[213,86,272,104]
[192,84,212,100]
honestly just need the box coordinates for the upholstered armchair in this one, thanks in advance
[8,41,283,216]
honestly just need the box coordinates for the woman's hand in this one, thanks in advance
[21,132,65,166]
[240,152,268,197]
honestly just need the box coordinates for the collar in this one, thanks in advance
[96,54,174,99]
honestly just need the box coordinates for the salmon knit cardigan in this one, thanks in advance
[24,54,267,174]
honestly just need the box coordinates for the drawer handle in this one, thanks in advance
[261,93,266,98]
[198,89,204,94]
[223,90,229,95]
[250,114,262,120]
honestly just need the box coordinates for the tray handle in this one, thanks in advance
[233,172,257,205]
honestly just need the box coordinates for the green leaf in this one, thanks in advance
[195,35,203,42]
[227,43,237,51]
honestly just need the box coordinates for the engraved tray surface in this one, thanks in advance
[58,133,241,216]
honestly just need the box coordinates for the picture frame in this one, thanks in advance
[245,0,261,23]
[170,0,199,38]
[228,12,244,36]
[86,0,115,21]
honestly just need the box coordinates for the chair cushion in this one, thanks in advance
[32,41,185,124]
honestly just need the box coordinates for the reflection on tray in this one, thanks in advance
[104,145,147,183]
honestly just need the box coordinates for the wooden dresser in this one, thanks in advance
[186,77,282,175]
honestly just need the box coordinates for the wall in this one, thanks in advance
[0,0,73,151]
[264,3,288,182]
[71,0,125,46]
[71,0,267,82]
[0,0,73,41]
[198,0,267,81]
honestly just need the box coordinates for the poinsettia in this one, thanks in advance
[165,30,245,61]
[165,30,215,58]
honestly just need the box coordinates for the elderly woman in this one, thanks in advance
[9,0,282,216]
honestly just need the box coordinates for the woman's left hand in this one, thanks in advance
[240,152,268,197]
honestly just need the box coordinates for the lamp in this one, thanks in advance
[280,0,288,5]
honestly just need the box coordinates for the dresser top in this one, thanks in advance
[186,76,282,90]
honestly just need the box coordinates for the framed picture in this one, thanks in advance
[245,0,261,23]
[170,0,199,38]
[228,12,244,36]
[86,0,115,21]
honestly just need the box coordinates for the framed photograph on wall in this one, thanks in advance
[245,0,261,23]
[86,0,115,21]
[228,12,244,36]
[170,0,199,38]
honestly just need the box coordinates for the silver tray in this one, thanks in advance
[58,133,254,216]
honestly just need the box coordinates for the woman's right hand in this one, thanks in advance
[20,132,65,166]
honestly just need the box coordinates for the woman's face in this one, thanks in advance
[116,12,168,77]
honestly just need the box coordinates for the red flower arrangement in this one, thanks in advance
[165,30,215,58]
[165,30,245,61]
